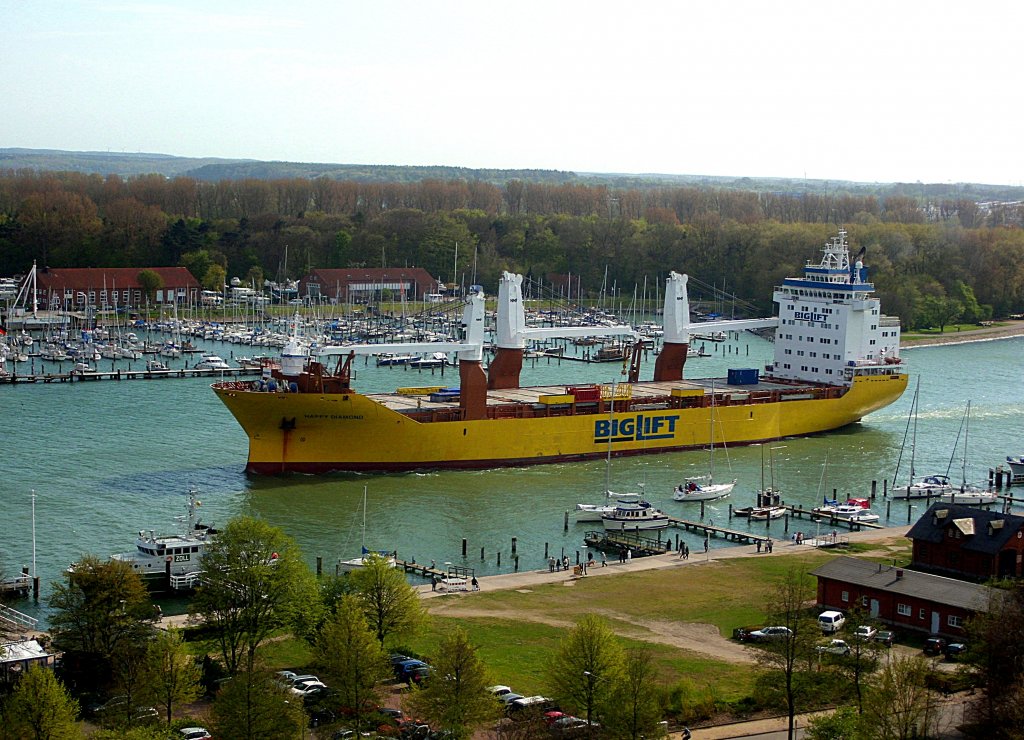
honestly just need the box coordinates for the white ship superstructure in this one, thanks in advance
[769,229,902,385]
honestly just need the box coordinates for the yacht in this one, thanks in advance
[600,498,670,531]
[195,353,232,370]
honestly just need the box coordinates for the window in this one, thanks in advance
[861,596,868,607]
[897,603,911,616]
[841,590,849,602]
[919,608,926,620]
[948,615,963,628]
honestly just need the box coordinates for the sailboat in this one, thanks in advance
[575,397,647,521]
[939,401,998,505]
[891,382,956,500]
[673,382,737,502]
[735,445,786,519]
[337,486,396,572]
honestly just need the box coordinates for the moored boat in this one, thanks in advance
[600,498,670,531]
[212,231,908,474]
[109,489,217,592]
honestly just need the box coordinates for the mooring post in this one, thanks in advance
[887,500,891,519]
[462,538,467,558]
[871,480,877,500]
[544,542,549,558]
[514,555,519,572]
[497,551,501,567]
[511,537,517,554]
[564,511,569,532]
[480,546,485,560]
[316,556,322,576]
[700,501,705,520]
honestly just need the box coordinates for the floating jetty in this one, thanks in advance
[0,366,262,385]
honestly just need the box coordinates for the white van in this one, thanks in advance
[818,610,846,633]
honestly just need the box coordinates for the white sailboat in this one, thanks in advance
[337,486,396,572]
[940,401,998,505]
[575,402,647,521]
[673,382,736,502]
[892,383,957,500]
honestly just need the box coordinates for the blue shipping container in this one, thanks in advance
[727,368,759,386]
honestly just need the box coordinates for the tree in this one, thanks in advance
[314,594,391,731]
[190,516,320,675]
[1,663,82,740]
[136,269,163,305]
[349,553,426,647]
[210,668,306,740]
[202,264,227,293]
[603,647,663,740]
[405,627,500,740]
[141,627,202,726]
[964,584,1024,734]
[805,705,864,740]
[835,609,884,714]
[547,614,625,734]
[860,654,937,740]
[754,565,818,740]
[47,556,154,689]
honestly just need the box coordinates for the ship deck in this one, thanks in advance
[366,377,819,413]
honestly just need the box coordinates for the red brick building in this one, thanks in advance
[298,268,440,304]
[907,503,1024,581]
[812,556,993,638]
[29,267,201,309]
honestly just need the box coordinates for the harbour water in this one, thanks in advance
[3,332,1023,624]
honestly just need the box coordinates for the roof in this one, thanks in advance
[0,639,48,664]
[811,556,994,612]
[32,267,200,291]
[906,502,1024,556]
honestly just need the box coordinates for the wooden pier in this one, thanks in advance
[0,366,262,385]
[782,505,884,531]
[665,516,771,544]
[584,530,673,556]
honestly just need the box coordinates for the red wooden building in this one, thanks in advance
[30,266,201,309]
[811,556,993,638]
[907,502,1024,581]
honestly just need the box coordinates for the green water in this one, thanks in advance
[3,334,1022,623]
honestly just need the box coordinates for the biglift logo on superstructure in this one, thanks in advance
[594,413,679,444]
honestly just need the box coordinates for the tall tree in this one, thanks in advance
[753,565,818,740]
[603,647,663,740]
[405,627,500,740]
[547,614,625,734]
[141,627,202,726]
[135,269,163,306]
[202,264,227,293]
[349,553,426,647]
[47,556,154,688]
[860,654,938,740]
[190,516,320,675]
[210,668,306,740]
[1,663,82,740]
[314,594,391,731]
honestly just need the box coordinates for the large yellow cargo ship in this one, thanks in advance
[213,231,907,474]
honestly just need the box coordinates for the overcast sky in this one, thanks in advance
[5,0,1022,185]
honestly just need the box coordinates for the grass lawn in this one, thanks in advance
[902,321,1004,338]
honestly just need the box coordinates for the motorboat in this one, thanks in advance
[376,353,418,366]
[829,504,880,523]
[409,352,449,369]
[194,354,232,370]
[575,492,643,522]
[600,498,670,531]
[146,359,170,372]
[108,488,217,592]
[1006,455,1024,484]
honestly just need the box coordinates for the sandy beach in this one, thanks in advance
[901,320,1024,347]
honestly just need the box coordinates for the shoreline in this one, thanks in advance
[900,319,1024,348]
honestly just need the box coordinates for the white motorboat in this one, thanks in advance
[108,488,217,592]
[600,499,670,531]
[1006,455,1024,483]
[195,353,231,370]
[146,359,170,372]
[575,492,643,522]
[828,504,881,523]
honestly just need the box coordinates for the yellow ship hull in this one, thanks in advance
[213,373,907,474]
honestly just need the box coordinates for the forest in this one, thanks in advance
[1,169,1023,328]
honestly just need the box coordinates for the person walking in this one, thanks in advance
[756,539,762,554]
[683,543,689,560]
[703,537,709,554]
[471,576,479,591]
[601,552,607,567]
[430,575,437,592]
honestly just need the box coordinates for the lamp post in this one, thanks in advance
[583,670,596,736]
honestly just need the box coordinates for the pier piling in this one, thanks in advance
[316,556,322,576]
[511,537,517,554]
[462,538,467,558]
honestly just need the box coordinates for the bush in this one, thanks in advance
[658,678,718,724]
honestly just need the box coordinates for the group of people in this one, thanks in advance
[755,537,774,553]
[676,542,690,559]
[548,555,572,572]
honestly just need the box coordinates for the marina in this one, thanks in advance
[1,305,1023,627]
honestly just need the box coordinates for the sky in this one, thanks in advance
[4,0,1023,186]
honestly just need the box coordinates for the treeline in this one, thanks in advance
[2,170,1024,326]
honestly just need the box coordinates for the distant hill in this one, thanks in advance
[3,147,1024,201]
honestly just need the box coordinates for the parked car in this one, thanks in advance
[291,679,328,696]
[488,685,514,698]
[748,626,793,641]
[853,625,877,640]
[923,635,947,656]
[818,610,846,634]
[179,729,212,740]
[874,630,896,647]
[944,641,968,660]
[393,659,429,683]
[817,639,852,656]
[498,692,525,706]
